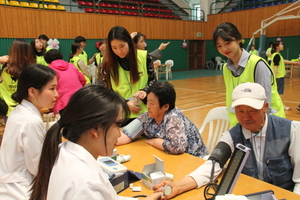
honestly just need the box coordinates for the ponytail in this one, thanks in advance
[271,41,280,54]
[30,122,63,200]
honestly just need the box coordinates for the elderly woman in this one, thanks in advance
[117,81,208,159]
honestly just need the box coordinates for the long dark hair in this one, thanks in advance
[69,43,81,61]
[31,38,46,56]
[271,41,282,54]
[6,39,35,79]
[102,26,139,86]
[132,32,146,45]
[12,64,56,104]
[213,22,243,48]
[30,85,129,200]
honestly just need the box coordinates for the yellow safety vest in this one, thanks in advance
[266,47,272,61]
[270,52,286,78]
[0,68,18,116]
[223,54,285,127]
[78,50,88,65]
[36,55,48,66]
[69,56,91,84]
[111,50,148,118]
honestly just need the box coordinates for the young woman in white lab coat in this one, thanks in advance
[0,64,58,199]
[30,85,162,200]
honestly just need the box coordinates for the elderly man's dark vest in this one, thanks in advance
[229,115,294,191]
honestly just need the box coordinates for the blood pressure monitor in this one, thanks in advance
[215,143,251,196]
[97,157,127,176]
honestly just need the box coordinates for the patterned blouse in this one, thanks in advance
[136,107,208,158]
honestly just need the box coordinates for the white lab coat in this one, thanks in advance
[0,100,46,199]
[47,141,135,200]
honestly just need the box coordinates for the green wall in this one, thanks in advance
[0,38,99,62]
[0,38,188,70]
[1,36,298,69]
[146,40,188,71]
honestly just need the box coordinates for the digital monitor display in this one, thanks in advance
[103,160,117,166]
[215,144,251,196]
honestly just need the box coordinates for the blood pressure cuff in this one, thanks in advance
[208,141,232,168]
[121,118,144,141]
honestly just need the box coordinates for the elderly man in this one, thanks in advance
[154,82,300,198]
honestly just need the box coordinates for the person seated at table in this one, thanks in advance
[153,82,300,198]
[30,85,162,200]
[117,81,208,159]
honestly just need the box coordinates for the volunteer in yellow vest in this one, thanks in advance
[265,41,273,65]
[31,38,48,66]
[270,40,300,111]
[213,22,285,127]
[91,39,107,84]
[74,36,89,65]
[38,34,51,52]
[101,26,157,124]
[131,31,170,61]
[91,39,107,68]
[249,44,259,56]
[69,43,91,85]
[0,39,35,118]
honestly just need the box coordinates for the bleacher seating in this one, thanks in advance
[74,0,181,19]
[20,1,30,7]
[29,2,38,8]
[0,0,179,18]
[0,0,296,19]
[0,0,66,11]
[230,0,296,12]
[9,1,20,6]
[56,5,66,10]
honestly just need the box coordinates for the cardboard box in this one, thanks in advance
[110,170,142,194]
[142,155,166,189]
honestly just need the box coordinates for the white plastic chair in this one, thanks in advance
[87,64,96,84]
[43,112,60,131]
[199,106,230,157]
[215,56,226,70]
[165,59,174,79]
[153,60,161,80]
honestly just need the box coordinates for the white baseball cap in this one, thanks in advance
[231,82,266,110]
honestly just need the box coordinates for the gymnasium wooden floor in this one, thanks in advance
[168,68,300,130]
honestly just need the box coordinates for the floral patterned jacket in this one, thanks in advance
[137,107,208,158]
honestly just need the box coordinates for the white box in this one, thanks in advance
[142,155,166,189]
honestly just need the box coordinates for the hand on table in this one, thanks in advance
[153,180,178,199]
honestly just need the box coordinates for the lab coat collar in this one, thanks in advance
[62,141,103,172]
[21,100,43,120]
